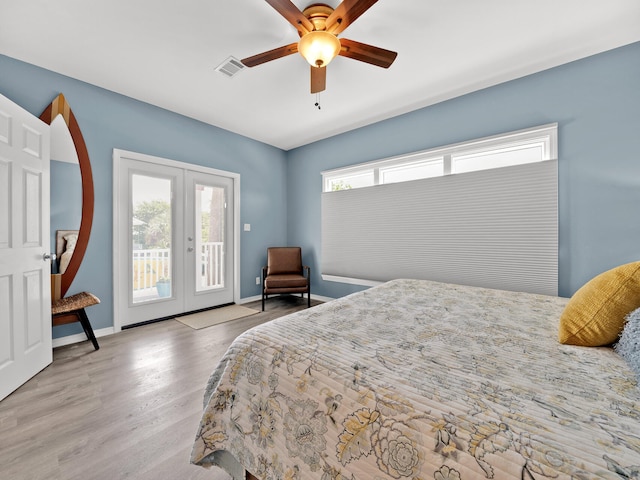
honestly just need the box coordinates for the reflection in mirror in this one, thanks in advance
[40,94,94,297]
[50,115,82,273]
[55,229,79,274]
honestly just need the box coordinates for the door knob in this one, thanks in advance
[43,253,56,261]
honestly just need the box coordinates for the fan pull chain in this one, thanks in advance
[314,93,321,110]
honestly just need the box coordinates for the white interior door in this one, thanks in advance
[114,150,237,328]
[0,94,52,401]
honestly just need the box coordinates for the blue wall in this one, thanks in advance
[2,41,639,340]
[0,54,288,338]
[287,41,640,299]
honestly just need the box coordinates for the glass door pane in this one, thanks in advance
[184,170,233,310]
[131,173,173,303]
[195,184,225,292]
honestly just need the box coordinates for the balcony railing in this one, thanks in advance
[133,248,171,292]
[132,243,223,302]
[200,242,224,290]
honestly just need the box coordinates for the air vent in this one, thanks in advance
[215,56,246,78]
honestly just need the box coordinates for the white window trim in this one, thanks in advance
[322,123,557,192]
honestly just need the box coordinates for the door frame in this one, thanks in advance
[112,148,240,332]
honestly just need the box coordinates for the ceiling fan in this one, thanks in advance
[241,0,398,93]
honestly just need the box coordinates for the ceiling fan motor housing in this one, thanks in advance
[302,3,335,33]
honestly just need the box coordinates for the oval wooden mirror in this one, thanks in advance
[39,94,94,298]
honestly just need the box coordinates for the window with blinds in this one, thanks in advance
[321,124,558,295]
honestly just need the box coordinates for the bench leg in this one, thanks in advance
[77,308,99,350]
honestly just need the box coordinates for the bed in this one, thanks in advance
[190,278,640,479]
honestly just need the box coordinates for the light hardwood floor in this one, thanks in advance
[0,296,321,480]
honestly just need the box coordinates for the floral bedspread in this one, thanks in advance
[191,279,640,479]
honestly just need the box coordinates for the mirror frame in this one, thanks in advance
[40,93,94,298]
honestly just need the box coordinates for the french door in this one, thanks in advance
[114,150,237,328]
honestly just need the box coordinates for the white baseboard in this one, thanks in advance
[311,293,334,303]
[239,293,334,305]
[52,326,115,348]
[238,295,261,304]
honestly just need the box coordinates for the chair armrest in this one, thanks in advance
[303,266,310,277]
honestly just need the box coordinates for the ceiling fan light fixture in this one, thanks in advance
[298,31,341,68]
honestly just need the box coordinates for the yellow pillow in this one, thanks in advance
[559,261,640,346]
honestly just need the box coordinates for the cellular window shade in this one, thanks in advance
[321,159,558,295]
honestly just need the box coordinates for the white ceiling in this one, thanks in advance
[1,1,639,151]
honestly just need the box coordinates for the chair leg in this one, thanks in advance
[262,292,265,312]
[307,290,311,308]
[77,308,99,350]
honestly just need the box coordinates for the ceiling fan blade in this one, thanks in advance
[325,0,379,35]
[265,0,314,35]
[241,43,299,67]
[311,66,326,93]
[339,38,397,68]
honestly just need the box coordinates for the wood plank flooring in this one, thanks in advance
[0,296,321,480]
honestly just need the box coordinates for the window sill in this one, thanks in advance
[321,274,383,287]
